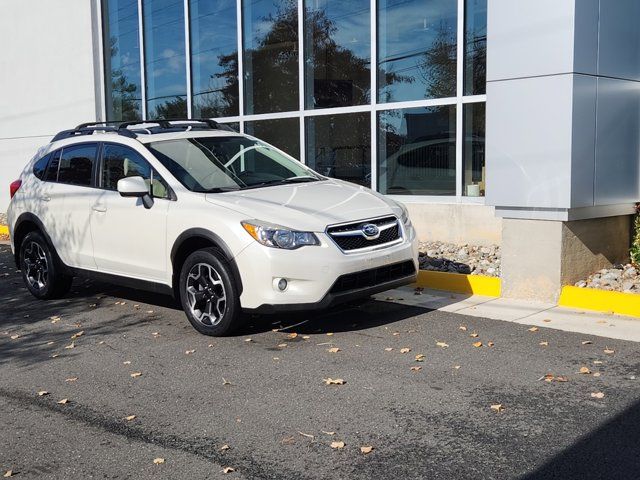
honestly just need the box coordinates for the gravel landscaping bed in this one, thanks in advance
[0,213,6,226]
[418,241,501,277]
[575,264,640,294]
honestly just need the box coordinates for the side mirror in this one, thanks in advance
[117,176,154,209]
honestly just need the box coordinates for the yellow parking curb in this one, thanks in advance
[559,286,640,318]
[0,225,8,236]
[415,270,501,297]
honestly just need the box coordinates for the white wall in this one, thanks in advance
[0,0,102,212]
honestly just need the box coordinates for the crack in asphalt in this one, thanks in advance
[0,388,309,480]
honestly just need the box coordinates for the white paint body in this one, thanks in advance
[8,130,418,310]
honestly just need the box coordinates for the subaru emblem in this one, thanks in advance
[361,223,380,239]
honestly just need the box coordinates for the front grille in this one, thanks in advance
[330,261,416,294]
[327,216,402,252]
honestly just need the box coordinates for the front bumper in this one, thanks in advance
[234,224,419,311]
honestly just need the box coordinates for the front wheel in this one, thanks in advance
[179,248,243,336]
[19,231,73,299]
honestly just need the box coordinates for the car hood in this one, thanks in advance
[204,179,401,231]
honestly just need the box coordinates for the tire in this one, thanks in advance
[179,248,243,336]
[19,230,73,299]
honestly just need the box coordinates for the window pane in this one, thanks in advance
[306,113,370,186]
[103,0,142,121]
[143,0,187,119]
[304,0,370,109]
[243,0,298,114]
[378,106,456,195]
[102,144,169,198]
[464,0,487,95]
[463,102,485,196]
[33,153,51,180]
[245,118,300,159]
[58,145,98,187]
[44,151,61,182]
[190,0,239,117]
[378,0,457,103]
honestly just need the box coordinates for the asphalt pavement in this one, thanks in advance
[1,244,639,479]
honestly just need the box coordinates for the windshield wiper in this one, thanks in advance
[202,186,242,193]
[240,176,320,190]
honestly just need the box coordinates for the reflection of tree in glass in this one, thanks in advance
[194,53,239,118]
[109,37,141,121]
[466,29,486,94]
[151,97,188,120]
[417,24,456,99]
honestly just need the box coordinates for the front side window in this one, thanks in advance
[57,144,98,186]
[102,144,169,198]
[147,136,320,192]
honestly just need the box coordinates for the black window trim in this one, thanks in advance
[98,141,177,201]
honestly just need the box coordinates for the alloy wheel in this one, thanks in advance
[185,263,227,326]
[23,241,48,291]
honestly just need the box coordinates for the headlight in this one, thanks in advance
[241,220,319,249]
[398,202,411,226]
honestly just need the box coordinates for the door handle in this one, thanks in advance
[92,204,107,213]
[40,195,51,202]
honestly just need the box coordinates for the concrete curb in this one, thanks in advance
[559,286,640,318]
[415,271,501,297]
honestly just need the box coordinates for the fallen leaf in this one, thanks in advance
[50,354,59,358]
[415,354,425,362]
[459,325,467,331]
[326,333,334,336]
[436,341,449,348]
[487,341,495,347]
[528,327,539,332]
[579,367,591,375]
[65,377,78,382]
[582,340,593,345]
[539,341,549,346]
[360,445,374,454]
[208,344,214,348]
[593,372,601,377]
[470,333,479,338]
[604,348,615,354]
[287,333,298,339]
[57,398,69,404]
[327,347,341,353]
[185,349,195,355]
[593,360,603,365]
[46,341,54,346]
[298,431,315,440]
[302,336,311,340]
[10,335,19,340]
[219,444,230,451]
[330,441,345,449]
[130,372,142,378]
[384,348,393,352]
[147,310,155,314]
[591,391,605,399]
[454,365,461,370]
[70,331,84,339]
[153,458,165,465]
[490,404,505,412]
[323,378,345,385]
[277,343,288,348]
[472,341,483,348]
[37,390,49,396]
[151,332,159,337]
[64,342,75,350]
[244,338,253,343]
[125,415,136,421]
[222,378,232,386]
[123,361,131,365]
[222,467,235,474]
[3,470,13,478]
[399,348,411,354]
[411,366,422,372]
[392,332,400,336]
[322,431,335,436]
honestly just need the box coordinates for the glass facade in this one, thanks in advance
[102,0,486,199]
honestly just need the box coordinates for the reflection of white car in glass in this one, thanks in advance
[384,137,456,195]
[8,120,418,336]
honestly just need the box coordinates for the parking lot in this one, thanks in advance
[1,243,639,479]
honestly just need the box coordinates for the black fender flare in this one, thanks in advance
[170,228,244,296]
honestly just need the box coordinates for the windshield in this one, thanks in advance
[146,136,322,192]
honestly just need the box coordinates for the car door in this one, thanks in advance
[33,143,101,270]
[90,142,170,282]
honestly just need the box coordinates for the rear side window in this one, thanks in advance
[57,144,98,186]
[33,153,51,180]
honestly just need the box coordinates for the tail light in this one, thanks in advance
[9,180,22,199]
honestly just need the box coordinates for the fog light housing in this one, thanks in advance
[277,278,288,291]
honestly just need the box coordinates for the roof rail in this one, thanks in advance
[51,122,137,142]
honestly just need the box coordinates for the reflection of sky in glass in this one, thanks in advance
[190,0,237,100]
[378,0,457,102]
[304,0,370,108]
[144,0,187,103]
[464,0,486,95]
[106,0,141,97]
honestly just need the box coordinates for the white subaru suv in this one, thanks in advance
[8,119,418,336]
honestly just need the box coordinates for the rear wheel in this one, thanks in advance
[19,231,72,299]
[179,248,243,336]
